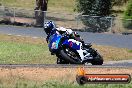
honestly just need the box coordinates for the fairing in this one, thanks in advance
[48,33,62,52]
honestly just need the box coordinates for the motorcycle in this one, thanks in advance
[46,29,103,65]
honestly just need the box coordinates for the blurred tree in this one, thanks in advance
[123,0,132,29]
[76,0,111,16]
[76,0,112,32]
[124,0,132,19]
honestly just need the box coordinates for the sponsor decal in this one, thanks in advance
[51,42,57,49]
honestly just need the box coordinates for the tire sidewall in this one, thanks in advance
[89,48,103,65]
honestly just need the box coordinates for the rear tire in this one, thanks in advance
[91,55,103,65]
[88,48,103,65]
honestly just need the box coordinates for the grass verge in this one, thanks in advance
[0,79,132,88]
[93,44,132,61]
[0,41,56,64]
[31,81,132,88]
[1,0,76,13]
[0,67,132,88]
[0,34,56,64]
[0,33,132,64]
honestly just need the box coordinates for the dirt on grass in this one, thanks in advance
[10,17,35,24]
[93,44,132,61]
[0,67,132,83]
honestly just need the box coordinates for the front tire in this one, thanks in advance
[56,58,69,64]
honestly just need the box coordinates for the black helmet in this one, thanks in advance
[44,21,56,35]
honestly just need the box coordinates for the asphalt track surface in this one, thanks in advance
[0,25,132,49]
[0,60,132,68]
[0,25,132,67]
[0,61,132,68]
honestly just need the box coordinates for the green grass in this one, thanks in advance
[0,34,132,64]
[48,0,76,13]
[0,79,132,88]
[129,50,132,53]
[0,41,56,64]
[1,0,76,13]
[41,81,132,88]
[1,0,35,10]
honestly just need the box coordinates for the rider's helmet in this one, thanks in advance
[44,21,56,35]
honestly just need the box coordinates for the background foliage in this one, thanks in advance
[76,0,112,32]
[123,0,132,29]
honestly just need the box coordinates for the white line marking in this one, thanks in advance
[6,33,44,39]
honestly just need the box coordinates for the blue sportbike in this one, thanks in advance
[44,21,103,65]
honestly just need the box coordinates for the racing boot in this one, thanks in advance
[83,43,92,48]
[81,41,92,48]
[51,52,55,55]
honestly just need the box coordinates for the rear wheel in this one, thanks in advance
[88,48,103,65]
[91,55,103,65]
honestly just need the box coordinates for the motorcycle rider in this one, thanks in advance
[44,21,91,47]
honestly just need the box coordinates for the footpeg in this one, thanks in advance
[83,43,92,48]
